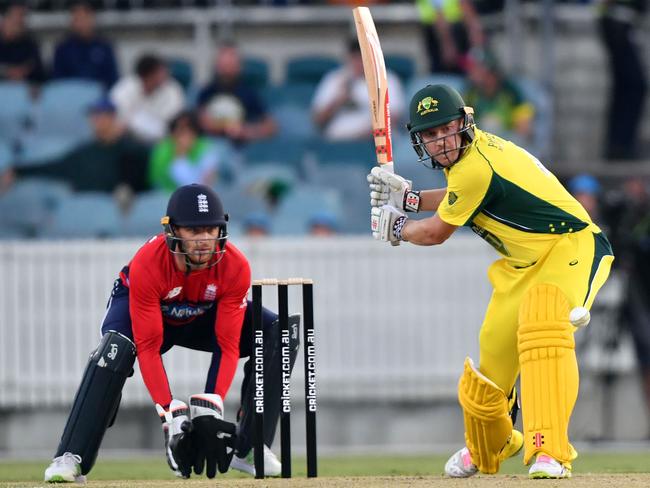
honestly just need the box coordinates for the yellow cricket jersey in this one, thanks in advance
[437,128,600,267]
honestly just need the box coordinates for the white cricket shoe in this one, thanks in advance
[444,430,523,478]
[44,452,86,483]
[529,454,572,479]
[230,445,282,477]
[444,447,479,478]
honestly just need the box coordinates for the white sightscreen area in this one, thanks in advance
[0,235,495,408]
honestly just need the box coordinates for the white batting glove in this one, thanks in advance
[367,166,421,212]
[371,205,408,243]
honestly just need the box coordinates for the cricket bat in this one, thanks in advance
[353,6,394,174]
[354,7,401,245]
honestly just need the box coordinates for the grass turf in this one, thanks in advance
[2,452,650,482]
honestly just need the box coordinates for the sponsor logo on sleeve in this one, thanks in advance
[164,286,183,300]
[448,191,458,205]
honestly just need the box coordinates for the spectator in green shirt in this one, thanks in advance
[149,110,222,193]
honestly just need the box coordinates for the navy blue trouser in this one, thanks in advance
[101,279,278,400]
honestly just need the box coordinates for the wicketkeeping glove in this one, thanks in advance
[367,166,421,212]
[189,394,237,478]
[156,399,196,479]
[371,205,408,243]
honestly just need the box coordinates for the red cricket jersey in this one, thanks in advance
[120,234,250,407]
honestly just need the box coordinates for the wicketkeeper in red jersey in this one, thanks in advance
[44,184,298,482]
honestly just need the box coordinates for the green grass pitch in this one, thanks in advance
[2,452,650,487]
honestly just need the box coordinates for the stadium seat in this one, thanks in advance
[242,137,307,171]
[385,54,416,84]
[0,141,14,171]
[238,164,298,187]
[242,57,270,90]
[0,178,72,237]
[270,185,343,235]
[123,190,170,237]
[0,82,31,144]
[215,183,270,223]
[272,104,317,139]
[406,74,467,100]
[308,138,376,169]
[285,56,339,85]
[35,79,103,139]
[168,57,194,92]
[262,82,317,110]
[41,192,122,239]
[15,135,78,167]
[309,163,369,234]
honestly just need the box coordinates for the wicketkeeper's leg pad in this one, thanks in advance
[55,331,136,475]
[518,283,578,465]
[458,357,514,474]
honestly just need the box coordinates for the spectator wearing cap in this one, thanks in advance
[308,211,339,236]
[243,212,271,238]
[52,0,119,90]
[568,174,601,222]
[463,49,535,147]
[110,53,185,143]
[8,98,150,194]
[0,2,45,84]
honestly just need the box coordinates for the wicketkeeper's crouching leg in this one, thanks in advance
[518,283,577,479]
[44,331,136,483]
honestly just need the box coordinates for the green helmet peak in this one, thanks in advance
[408,84,468,134]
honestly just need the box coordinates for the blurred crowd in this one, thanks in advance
[0,0,646,239]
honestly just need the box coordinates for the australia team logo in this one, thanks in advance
[416,97,439,116]
[448,191,458,205]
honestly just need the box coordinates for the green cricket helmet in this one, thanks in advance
[407,84,475,169]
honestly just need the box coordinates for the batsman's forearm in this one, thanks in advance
[401,214,455,246]
[402,219,442,245]
[417,189,446,212]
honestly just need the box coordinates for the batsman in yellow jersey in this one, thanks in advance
[368,84,614,479]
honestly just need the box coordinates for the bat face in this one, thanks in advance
[353,6,393,171]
